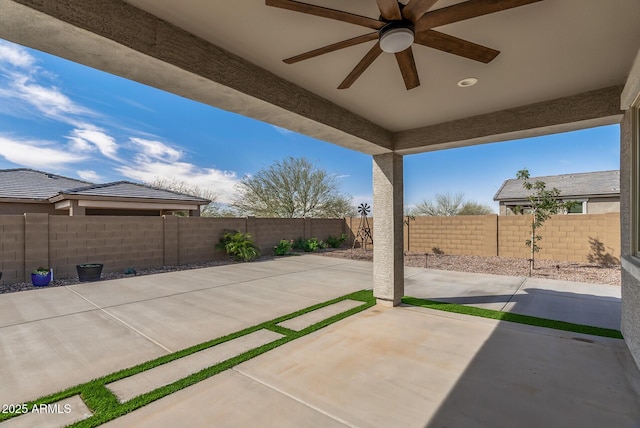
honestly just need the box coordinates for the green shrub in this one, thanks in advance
[325,233,347,248]
[305,237,327,252]
[290,237,328,252]
[274,239,294,256]
[292,237,306,251]
[216,231,260,262]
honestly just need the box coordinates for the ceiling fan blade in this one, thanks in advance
[266,0,384,30]
[415,29,499,63]
[402,0,440,23]
[415,0,543,32]
[376,0,402,21]
[284,33,379,64]
[338,43,383,89]
[395,47,420,90]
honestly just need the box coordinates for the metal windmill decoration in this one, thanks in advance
[352,203,373,250]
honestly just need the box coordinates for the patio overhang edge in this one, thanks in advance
[1,0,393,156]
[394,85,624,155]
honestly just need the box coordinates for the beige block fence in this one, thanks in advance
[0,213,620,284]
[346,213,620,264]
[0,214,346,284]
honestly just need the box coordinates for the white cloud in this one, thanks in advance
[0,40,35,69]
[0,40,238,201]
[115,96,155,112]
[272,125,295,135]
[116,157,240,203]
[0,73,95,125]
[129,137,182,162]
[0,136,87,169]
[0,40,96,125]
[68,127,119,160]
[77,170,101,182]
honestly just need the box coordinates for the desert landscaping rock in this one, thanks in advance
[0,249,620,295]
[320,249,621,286]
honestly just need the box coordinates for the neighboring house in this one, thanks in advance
[493,170,620,215]
[0,169,210,216]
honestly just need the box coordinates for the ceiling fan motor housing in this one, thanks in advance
[379,21,415,53]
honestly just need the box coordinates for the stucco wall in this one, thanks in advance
[588,198,620,214]
[620,108,640,370]
[0,202,59,215]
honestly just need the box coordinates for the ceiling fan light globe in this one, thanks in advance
[379,27,414,53]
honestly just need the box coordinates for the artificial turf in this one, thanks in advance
[3,291,623,426]
[401,296,623,339]
[0,289,375,427]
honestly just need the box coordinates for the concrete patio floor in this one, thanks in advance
[0,255,638,427]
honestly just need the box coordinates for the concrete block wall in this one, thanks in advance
[0,213,620,285]
[343,213,619,263]
[250,218,304,254]
[48,216,164,279]
[497,213,620,262]
[306,218,346,242]
[0,215,26,284]
[496,215,532,259]
[178,217,246,263]
[245,217,344,255]
[406,215,497,256]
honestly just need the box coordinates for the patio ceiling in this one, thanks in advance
[1,0,639,154]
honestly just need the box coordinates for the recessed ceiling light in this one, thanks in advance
[457,77,478,88]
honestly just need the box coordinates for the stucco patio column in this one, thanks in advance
[69,200,86,216]
[372,153,404,306]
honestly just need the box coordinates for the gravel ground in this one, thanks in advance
[319,249,621,286]
[1,248,620,295]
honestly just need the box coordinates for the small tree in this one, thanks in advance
[515,169,576,275]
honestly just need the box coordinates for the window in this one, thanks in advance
[564,199,586,214]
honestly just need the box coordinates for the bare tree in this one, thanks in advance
[146,177,223,217]
[458,201,494,215]
[413,192,493,216]
[233,156,355,218]
[413,192,464,216]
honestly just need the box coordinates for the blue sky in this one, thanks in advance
[0,39,620,212]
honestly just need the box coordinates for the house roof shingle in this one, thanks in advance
[0,169,209,204]
[0,168,92,200]
[62,181,209,203]
[494,170,620,202]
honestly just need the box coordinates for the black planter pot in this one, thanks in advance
[77,264,103,282]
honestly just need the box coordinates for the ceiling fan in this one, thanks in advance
[266,0,543,90]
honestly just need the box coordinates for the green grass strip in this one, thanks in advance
[402,296,623,339]
[0,290,374,427]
